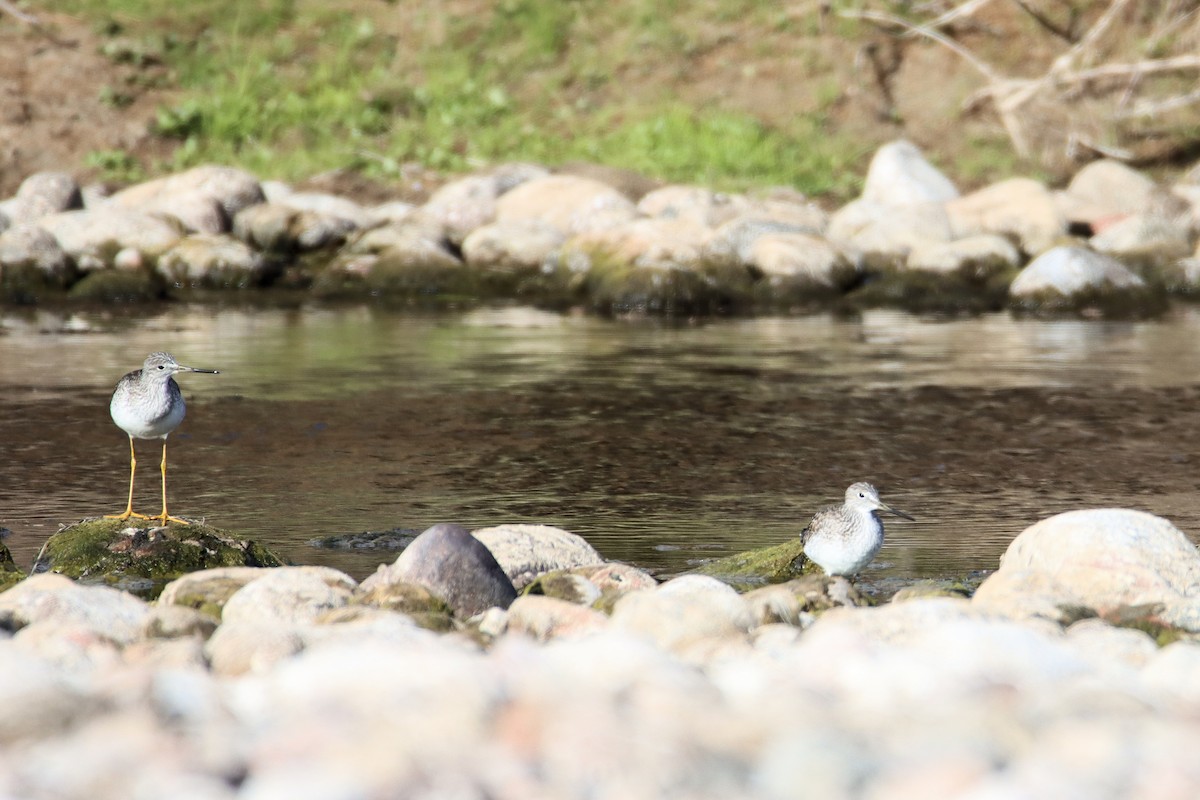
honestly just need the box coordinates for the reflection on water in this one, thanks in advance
[4,303,1200,583]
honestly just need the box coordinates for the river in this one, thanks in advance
[4,302,1200,587]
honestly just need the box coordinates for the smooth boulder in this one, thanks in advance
[359,523,517,617]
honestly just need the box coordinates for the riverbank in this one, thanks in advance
[1,142,1198,317]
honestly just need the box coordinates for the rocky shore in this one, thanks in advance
[2,510,1200,797]
[2,142,1199,315]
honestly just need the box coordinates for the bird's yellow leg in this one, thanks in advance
[157,439,190,525]
[106,435,152,520]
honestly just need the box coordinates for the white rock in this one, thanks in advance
[906,234,1021,276]
[976,508,1200,631]
[1009,246,1144,298]
[220,567,356,626]
[472,523,605,590]
[946,177,1065,256]
[861,140,959,207]
[0,573,150,644]
[496,175,638,236]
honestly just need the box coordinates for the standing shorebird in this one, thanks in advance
[106,352,219,525]
[801,482,913,576]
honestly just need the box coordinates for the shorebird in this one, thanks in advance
[106,352,218,525]
[801,482,913,576]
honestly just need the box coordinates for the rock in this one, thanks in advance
[156,233,269,289]
[353,579,454,631]
[1065,618,1158,669]
[140,603,219,640]
[583,563,657,594]
[422,174,500,246]
[156,566,272,619]
[636,185,748,226]
[905,234,1021,278]
[461,219,564,276]
[0,641,99,743]
[0,573,149,643]
[137,190,229,234]
[564,218,713,270]
[205,620,305,676]
[220,567,357,626]
[496,174,638,236]
[945,178,1065,256]
[827,199,953,267]
[472,523,605,590]
[359,523,517,617]
[860,140,959,207]
[0,540,24,593]
[973,508,1200,632]
[520,571,603,606]
[1089,212,1193,270]
[37,207,183,268]
[110,165,265,221]
[705,216,827,266]
[743,575,869,626]
[505,594,609,641]
[366,200,418,227]
[232,203,300,252]
[610,575,754,656]
[5,171,83,224]
[33,519,284,600]
[689,536,814,587]
[890,578,978,602]
[744,232,858,291]
[0,224,72,286]
[232,203,355,252]
[1008,245,1158,313]
[66,268,163,302]
[271,191,373,231]
[1062,159,1158,222]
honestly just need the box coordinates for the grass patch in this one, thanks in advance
[58,0,865,197]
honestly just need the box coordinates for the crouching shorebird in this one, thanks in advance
[106,352,219,525]
[801,482,913,577]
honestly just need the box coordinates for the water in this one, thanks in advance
[4,303,1200,583]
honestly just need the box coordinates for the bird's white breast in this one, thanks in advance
[110,378,186,439]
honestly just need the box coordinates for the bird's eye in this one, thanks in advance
[858,492,865,498]
[157,365,165,370]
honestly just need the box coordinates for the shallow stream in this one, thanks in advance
[4,303,1200,585]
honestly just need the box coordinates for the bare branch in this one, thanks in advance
[1113,88,1200,120]
[1009,0,1077,42]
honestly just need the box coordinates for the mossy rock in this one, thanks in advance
[688,537,817,589]
[34,518,284,600]
[521,570,602,606]
[0,539,25,593]
[354,579,455,632]
[67,269,164,303]
[1,262,70,305]
[584,254,733,315]
[889,577,978,603]
[1008,283,1169,319]
[1100,602,1192,647]
[850,266,1017,315]
[364,252,477,299]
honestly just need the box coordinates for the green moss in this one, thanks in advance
[851,266,1019,316]
[1009,284,1170,319]
[890,578,978,603]
[689,536,816,588]
[67,270,164,303]
[355,580,455,632]
[34,517,284,600]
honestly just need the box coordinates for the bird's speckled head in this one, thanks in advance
[844,481,913,520]
[844,482,882,510]
[139,352,220,379]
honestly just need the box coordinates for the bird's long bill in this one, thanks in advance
[882,502,915,521]
[183,366,220,374]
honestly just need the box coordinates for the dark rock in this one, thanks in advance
[0,536,24,594]
[307,528,420,551]
[66,269,163,303]
[33,518,284,600]
[359,522,516,617]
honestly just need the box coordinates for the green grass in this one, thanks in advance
[56,0,869,196]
